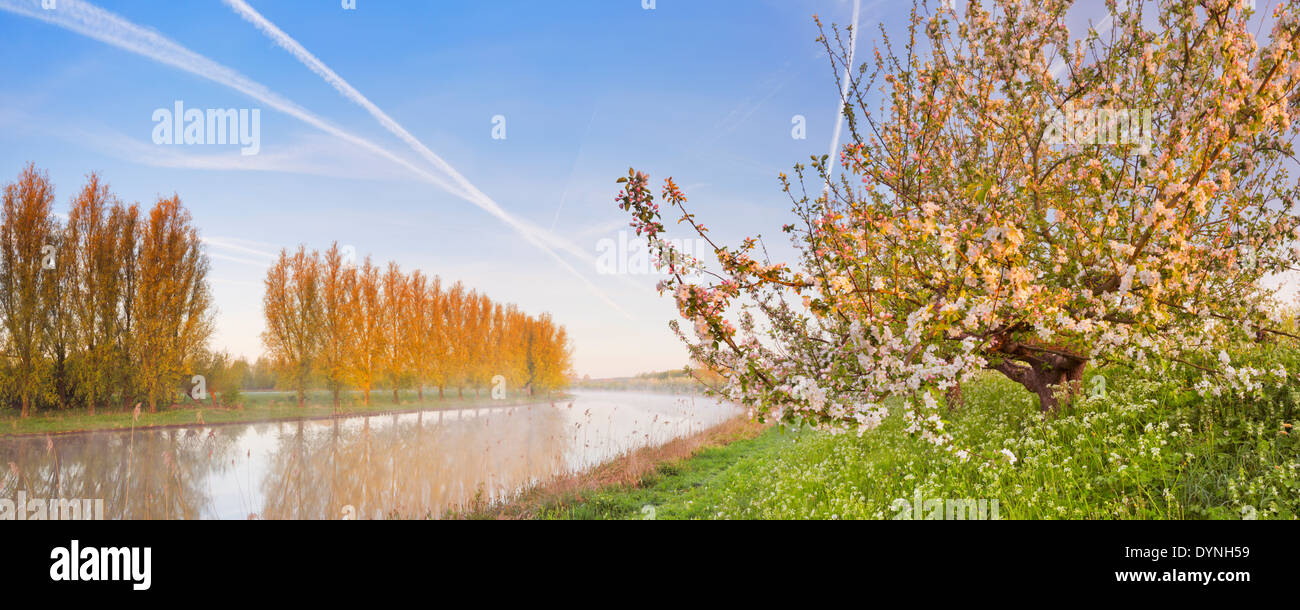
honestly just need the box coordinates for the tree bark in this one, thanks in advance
[944,381,963,412]
[991,352,1086,412]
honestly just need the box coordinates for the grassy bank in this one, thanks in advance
[516,370,1298,520]
[459,415,770,519]
[0,388,568,437]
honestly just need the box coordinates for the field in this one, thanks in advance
[508,369,1299,520]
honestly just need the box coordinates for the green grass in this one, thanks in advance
[526,425,793,519]
[0,388,565,437]
[538,370,1299,520]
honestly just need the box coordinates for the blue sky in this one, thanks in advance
[1,0,893,377]
[7,0,1261,378]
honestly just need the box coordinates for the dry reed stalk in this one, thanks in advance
[468,415,767,519]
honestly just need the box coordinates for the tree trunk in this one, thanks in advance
[944,381,962,412]
[392,388,399,405]
[20,393,30,418]
[438,386,444,399]
[149,396,158,413]
[992,356,1086,412]
[332,389,340,410]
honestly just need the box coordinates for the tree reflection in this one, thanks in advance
[0,393,738,519]
[257,406,568,519]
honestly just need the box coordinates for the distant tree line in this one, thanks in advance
[0,164,212,417]
[574,365,723,393]
[0,164,573,418]
[261,244,573,408]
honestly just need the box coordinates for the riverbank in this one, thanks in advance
[0,389,569,437]
[499,369,1298,520]
[459,415,769,519]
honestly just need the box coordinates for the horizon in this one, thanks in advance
[1,0,880,378]
[4,0,1297,379]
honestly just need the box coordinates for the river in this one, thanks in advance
[0,390,742,519]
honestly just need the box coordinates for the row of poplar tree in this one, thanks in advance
[0,164,212,417]
[1,163,573,417]
[261,244,573,408]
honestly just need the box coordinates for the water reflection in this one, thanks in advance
[0,391,740,519]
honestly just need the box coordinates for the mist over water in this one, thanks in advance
[0,390,741,519]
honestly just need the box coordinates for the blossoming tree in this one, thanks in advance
[616,0,1300,443]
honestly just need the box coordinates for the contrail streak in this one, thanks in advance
[202,236,278,261]
[0,0,630,316]
[222,0,625,305]
[208,252,272,268]
[0,0,470,199]
[826,0,862,193]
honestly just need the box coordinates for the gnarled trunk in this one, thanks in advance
[991,352,1087,412]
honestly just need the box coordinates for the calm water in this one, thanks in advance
[0,390,741,519]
